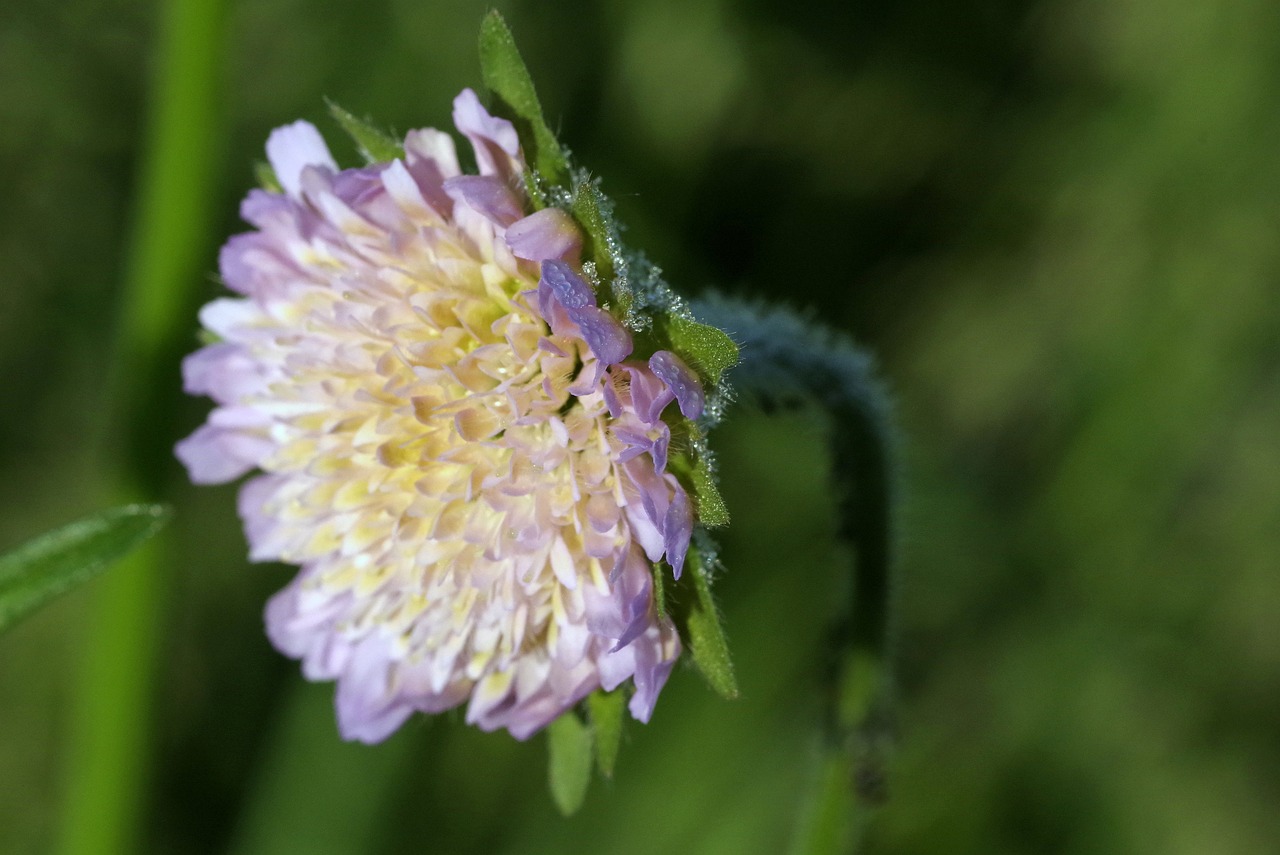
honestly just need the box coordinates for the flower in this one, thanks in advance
[176,89,708,742]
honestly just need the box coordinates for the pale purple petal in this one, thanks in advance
[240,188,296,230]
[570,306,633,366]
[266,120,338,198]
[182,343,264,402]
[583,545,651,648]
[506,209,582,262]
[219,232,301,298]
[539,260,596,311]
[238,475,284,562]
[335,637,415,743]
[663,485,693,580]
[627,623,680,722]
[402,128,459,218]
[263,579,354,678]
[175,422,271,484]
[380,159,438,222]
[625,365,675,425]
[452,88,522,179]
[649,350,705,420]
[443,175,523,226]
[198,298,259,339]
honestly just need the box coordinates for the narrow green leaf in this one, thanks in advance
[664,316,740,386]
[327,101,403,164]
[0,505,171,635]
[690,453,731,527]
[546,712,593,815]
[569,182,616,287]
[478,11,569,186]
[586,689,626,779]
[684,550,739,699]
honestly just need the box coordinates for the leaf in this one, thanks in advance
[664,316,740,386]
[682,549,739,699]
[586,689,626,779]
[478,11,569,187]
[327,101,404,164]
[546,712,593,815]
[570,182,617,288]
[0,504,171,635]
[690,453,731,528]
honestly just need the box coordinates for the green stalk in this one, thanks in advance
[56,0,226,852]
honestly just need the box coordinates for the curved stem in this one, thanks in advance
[692,296,900,852]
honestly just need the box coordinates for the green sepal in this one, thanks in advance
[666,433,730,529]
[663,315,739,386]
[569,181,618,291]
[327,101,404,164]
[669,547,739,699]
[586,689,626,779]
[478,11,570,188]
[0,505,171,635]
[254,161,282,193]
[651,561,669,621]
[546,711,593,815]
[690,451,730,528]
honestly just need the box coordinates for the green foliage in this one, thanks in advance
[670,549,739,700]
[546,712,594,815]
[586,689,626,779]
[569,181,617,289]
[662,316,739,387]
[0,505,170,636]
[327,101,404,164]
[478,11,569,188]
[691,453,731,528]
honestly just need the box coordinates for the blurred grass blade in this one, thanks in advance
[0,505,170,635]
[788,754,859,855]
[229,682,420,855]
[57,0,227,852]
[547,713,594,815]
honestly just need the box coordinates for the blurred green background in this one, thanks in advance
[3,0,1279,852]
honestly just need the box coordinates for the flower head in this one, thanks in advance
[177,89,707,742]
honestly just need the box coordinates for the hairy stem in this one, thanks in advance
[693,296,900,853]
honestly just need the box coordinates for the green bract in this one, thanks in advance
[327,101,405,165]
